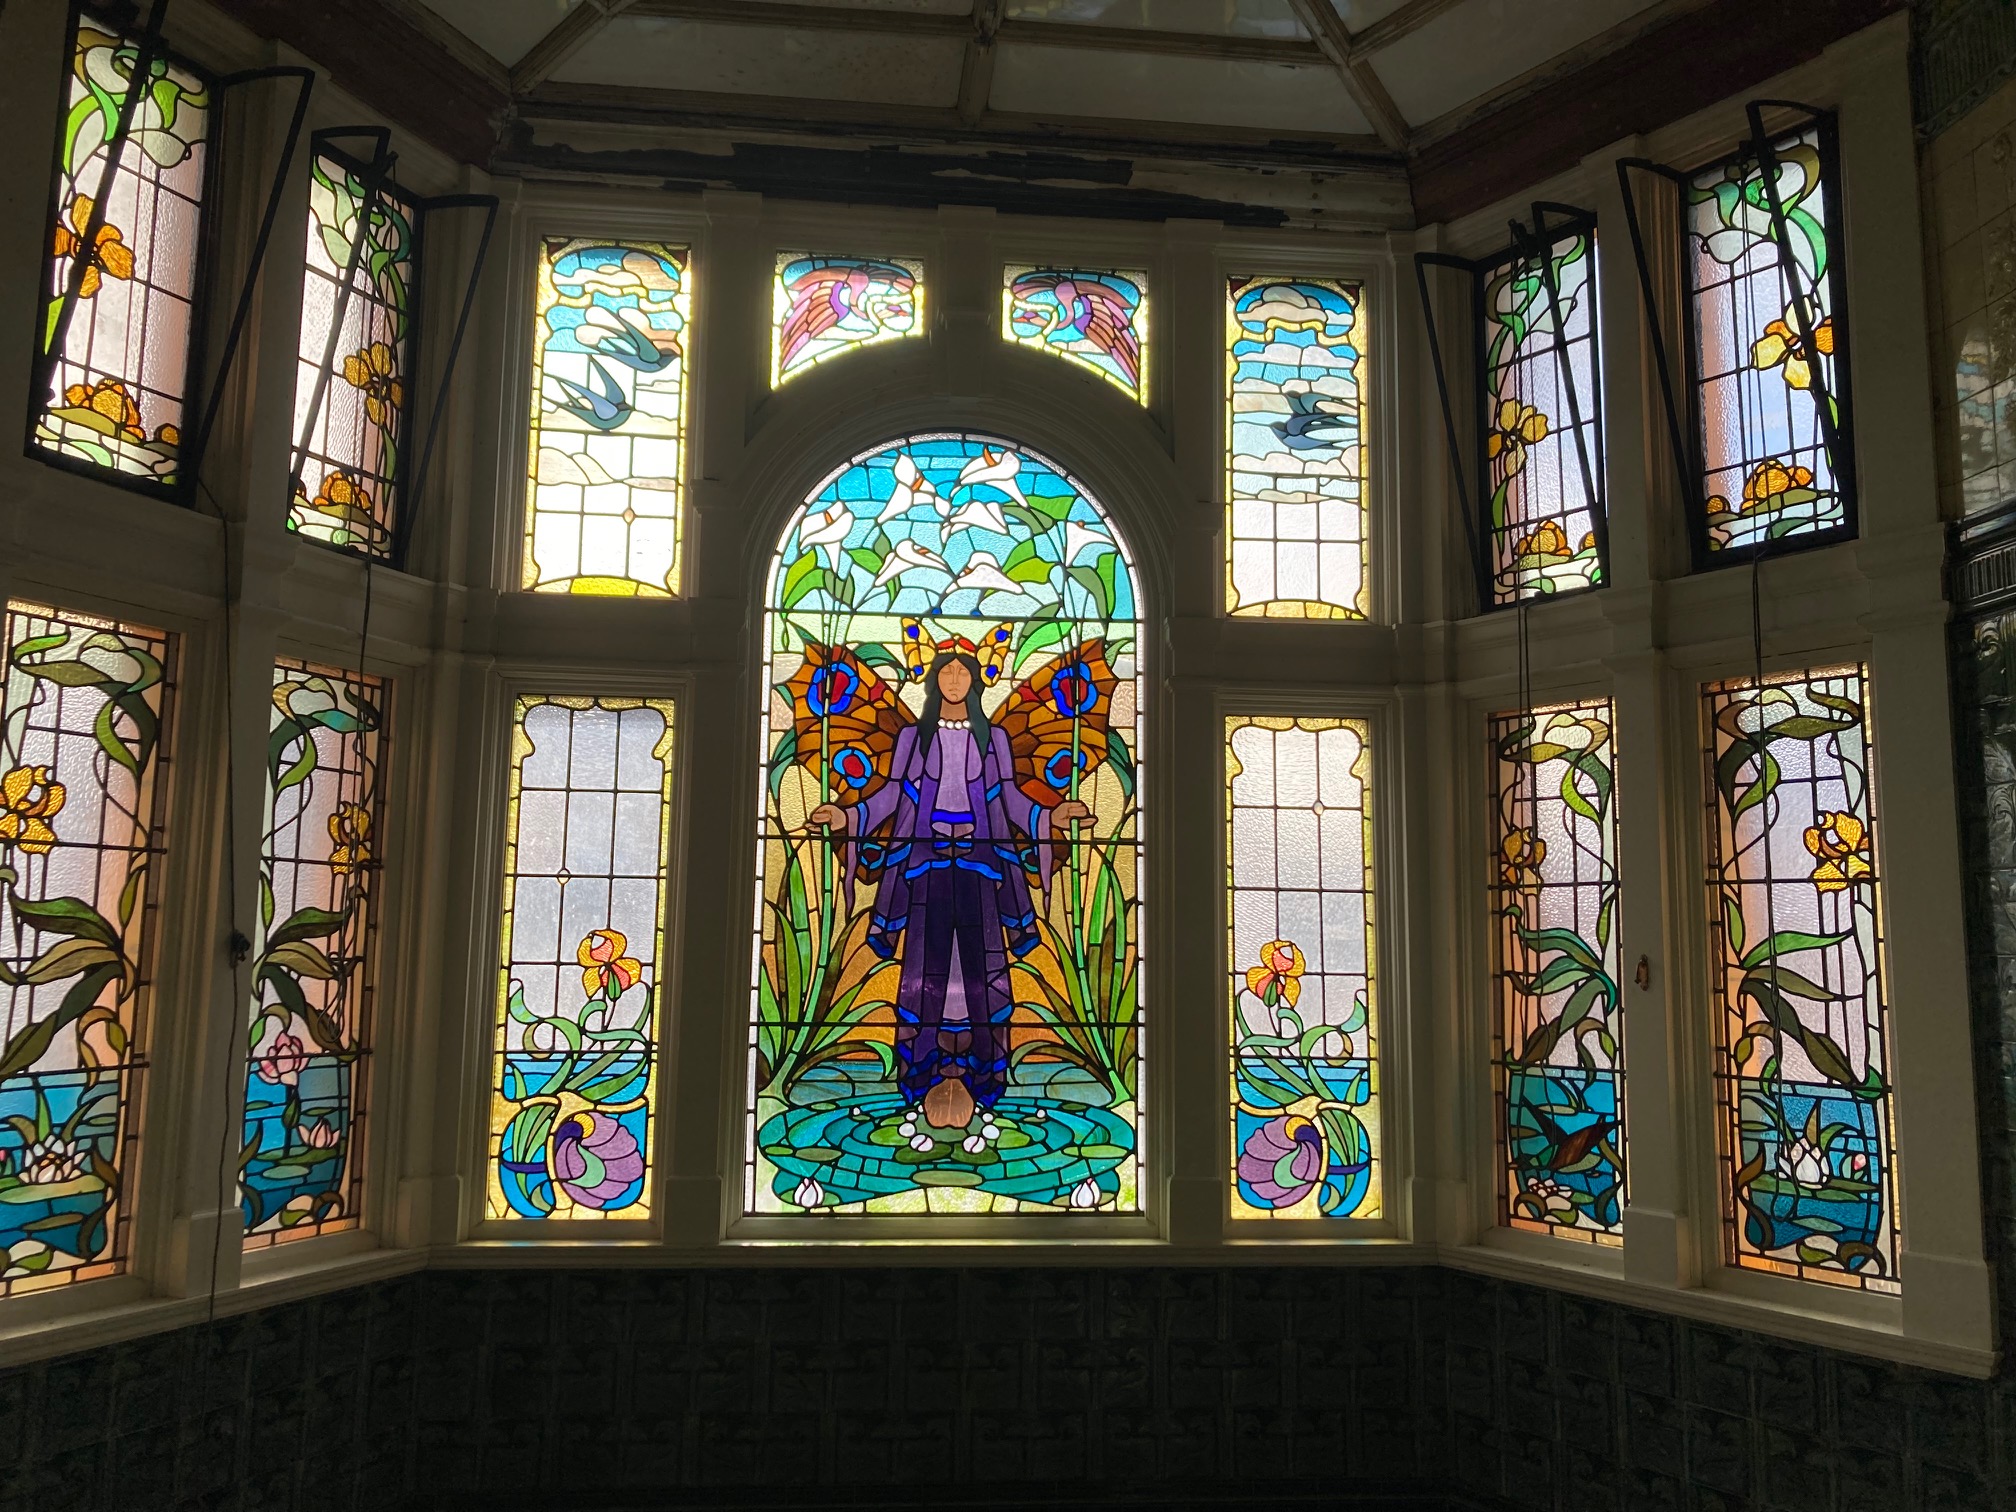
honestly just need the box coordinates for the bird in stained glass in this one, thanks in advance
[576,303,677,374]
[1516,1100,1617,1177]
[546,356,631,431]
[1008,271,1141,390]
[1270,380,1355,451]
[777,258,916,373]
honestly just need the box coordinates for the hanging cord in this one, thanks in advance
[197,474,246,1326]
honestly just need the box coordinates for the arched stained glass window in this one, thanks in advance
[749,432,1142,1216]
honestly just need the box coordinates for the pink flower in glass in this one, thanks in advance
[256,1032,308,1087]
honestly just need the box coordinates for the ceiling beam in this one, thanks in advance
[1282,0,1409,150]
[516,79,1400,171]
[957,1,1005,127]
[202,0,507,163]
[1409,0,1902,225]
[625,0,1328,66]
[512,0,642,95]
[1352,0,1468,55]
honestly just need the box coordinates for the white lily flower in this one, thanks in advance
[956,447,1028,507]
[947,496,1010,535]
[951,551,1021,597]
[797,502,853,571]
[1062,520,1109,563]
[870,537,952,590]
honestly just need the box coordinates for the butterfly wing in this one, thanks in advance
[777,643,914,878]
[996,639,1119,811]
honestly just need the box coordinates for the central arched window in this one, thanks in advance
[747,432,1142,1216]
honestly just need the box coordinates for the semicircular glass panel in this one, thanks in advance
[748,431,1144,1217]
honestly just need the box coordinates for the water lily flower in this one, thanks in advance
[909,1132,935,1152]
[0,764,66,854]
[17,1135,87,1185]
[551,1111,644,1208]
[327,801,371,876]
[302,1120,341,1150]
[61,378,145,442]
[962,1134,987,1154]
[1527,1177,1576,1220]
[255,1030,309,1087]
[51,194,134,299]
[1511,519,1572,564]
[1804,811,1873,892]
[1245,939,1305,1008]
[1238,1114,1325,1208]
[1751,306,1834,391]
[1500,827,1547,889]
[1777,1134,1828,1188]
[1487,400,1550,478]
[793,1176,824,1208]
[578,929,643,998]
[1069,1177,1105,1209]
[340,341,404,429]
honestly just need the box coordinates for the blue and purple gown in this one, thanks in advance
[842,717,1053,1109]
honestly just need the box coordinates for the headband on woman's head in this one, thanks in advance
[899,618,1015,684]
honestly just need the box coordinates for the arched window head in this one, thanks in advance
[749,432,1143,1217]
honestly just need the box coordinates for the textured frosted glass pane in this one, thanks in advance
[491,697,674,1222]
[1227,716,1377,1220]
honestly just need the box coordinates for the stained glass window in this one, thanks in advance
[243,661,386,1247]
[1480,225,1606,603]
[750,433,1141,1216]
[490,697,674,1221]
[1704,666,1895,1290]
[1491,701,1623,1242]
[0,603,173,1295]
[1003,266,1147,399]
[1227,716,1378,1220]
[288,149,416,557]
[772,254,923,385]
[1687,123,1851,557]
[1226,278,1366,619]
[33,9,211,492]
[524,239,690,596]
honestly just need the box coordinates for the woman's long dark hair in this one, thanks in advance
[915,650,990,747]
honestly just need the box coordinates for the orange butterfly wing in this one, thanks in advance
[996,640,1118,809]
[778,643,913,801]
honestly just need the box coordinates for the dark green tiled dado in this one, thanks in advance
[0,1263,2011,1512]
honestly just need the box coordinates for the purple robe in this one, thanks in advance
[843,720,1051,1107]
